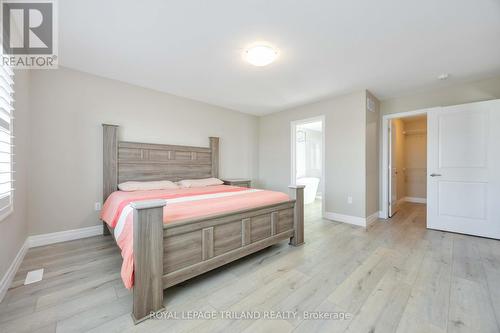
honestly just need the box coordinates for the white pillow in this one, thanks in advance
[177,178,223,188]
[118,180,179,191]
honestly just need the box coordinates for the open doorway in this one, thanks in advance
[382,101,500,238]
[291,116,325,216]
[388,114,427,217]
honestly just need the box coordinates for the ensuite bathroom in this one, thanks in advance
[294,119,323,207]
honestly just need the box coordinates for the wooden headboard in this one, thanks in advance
[102,124,219,201]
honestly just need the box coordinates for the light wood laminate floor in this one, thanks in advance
[1,202,500,333]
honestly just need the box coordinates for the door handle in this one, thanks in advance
[430,173,442,177]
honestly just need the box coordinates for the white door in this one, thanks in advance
[388,120,399,217]
[427,100,500,239]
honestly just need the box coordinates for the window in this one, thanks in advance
[0,62,14,221]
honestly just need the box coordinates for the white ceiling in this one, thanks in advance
[59,0,500,115]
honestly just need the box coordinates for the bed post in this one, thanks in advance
[102,124,119,236]
[288,185,305,246]
[209,137,219,178]
[130,200,166,324]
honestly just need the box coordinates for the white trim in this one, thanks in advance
[378,211,386,219]
[0,239,28,302]
[325,212,366,226]
[290,115,326,218]
[28,225,103,248]
[404,196,427,204]
[0,205,13,222]
[383,109,431,120]
[325,211,381,227]
[381,107,436,219]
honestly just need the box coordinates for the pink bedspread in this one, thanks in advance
[100,185,290,288]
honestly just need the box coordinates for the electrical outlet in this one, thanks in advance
[347,196,353,204]
[94,202,102,211]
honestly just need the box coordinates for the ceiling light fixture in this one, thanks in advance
[438,73,450,80]
[243,43,279,67]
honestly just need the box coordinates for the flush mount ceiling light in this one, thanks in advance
[438,73,450,80]
[243,43,279,67]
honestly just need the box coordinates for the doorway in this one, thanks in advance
[382,100,500,239]
[388,114,428,217]
[291,116,325,216]
[382,109,431,220]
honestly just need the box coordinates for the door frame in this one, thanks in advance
[290,115,326,217]
[388,119,398,217]
[381,108,438,219]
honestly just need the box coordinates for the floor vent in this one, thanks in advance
[24,269,44,285]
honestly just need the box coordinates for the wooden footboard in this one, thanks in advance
[130,186,304,323]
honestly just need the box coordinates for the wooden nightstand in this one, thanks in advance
[222,178,251,188]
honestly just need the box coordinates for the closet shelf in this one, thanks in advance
[403,129,426,135]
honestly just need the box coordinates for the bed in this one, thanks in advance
[100,124,305,323]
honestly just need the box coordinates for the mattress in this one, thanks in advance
[100,185,290,288]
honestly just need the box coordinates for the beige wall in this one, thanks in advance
[28,67,259,235]
[365,91,380,217]
[0,70,30,279]
[259,91,368,219]
[403,118,427,199]
[381,76,500,115]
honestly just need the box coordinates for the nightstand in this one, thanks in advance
[222,178,251,188]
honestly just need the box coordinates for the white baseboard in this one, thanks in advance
[325,212,366,226]
[404,197,427,204]
[325,211,381,227]
[0,239,29,302]
[0,224,104,302]
[28,225,103,248]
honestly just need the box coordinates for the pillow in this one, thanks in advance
[118,180,179,191]
[177,178,223,188]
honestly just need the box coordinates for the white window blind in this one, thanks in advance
[0,62,14,220]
